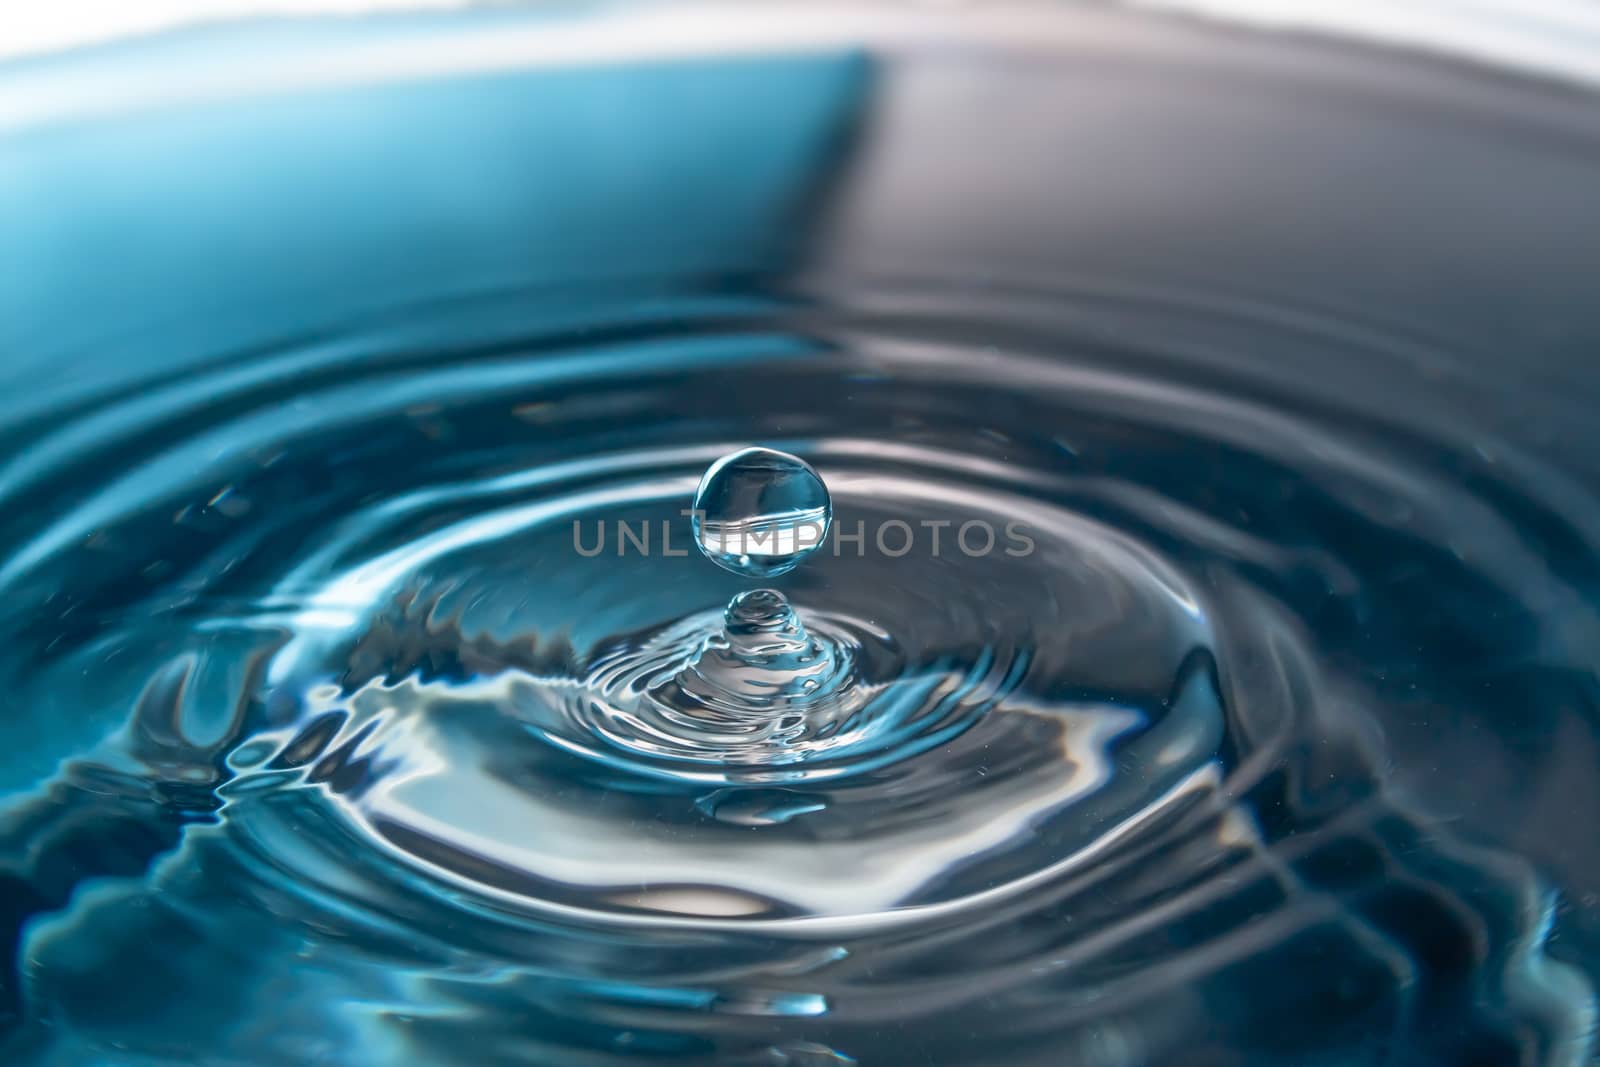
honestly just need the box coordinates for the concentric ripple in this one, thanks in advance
[0,279,1595,1066]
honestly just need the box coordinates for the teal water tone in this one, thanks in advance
[1,7,1599,1067]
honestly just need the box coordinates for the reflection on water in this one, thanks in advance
[1,6,1598,1065]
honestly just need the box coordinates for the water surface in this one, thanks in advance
[1,7,1598,1065]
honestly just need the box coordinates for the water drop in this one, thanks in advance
[693,447,831,578]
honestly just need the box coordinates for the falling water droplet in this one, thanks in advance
[654,449,855,732]
[693,447,831,578]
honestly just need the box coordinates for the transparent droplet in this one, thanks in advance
[693,447,831,578]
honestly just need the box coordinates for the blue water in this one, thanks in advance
[1,7,1599,1067]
